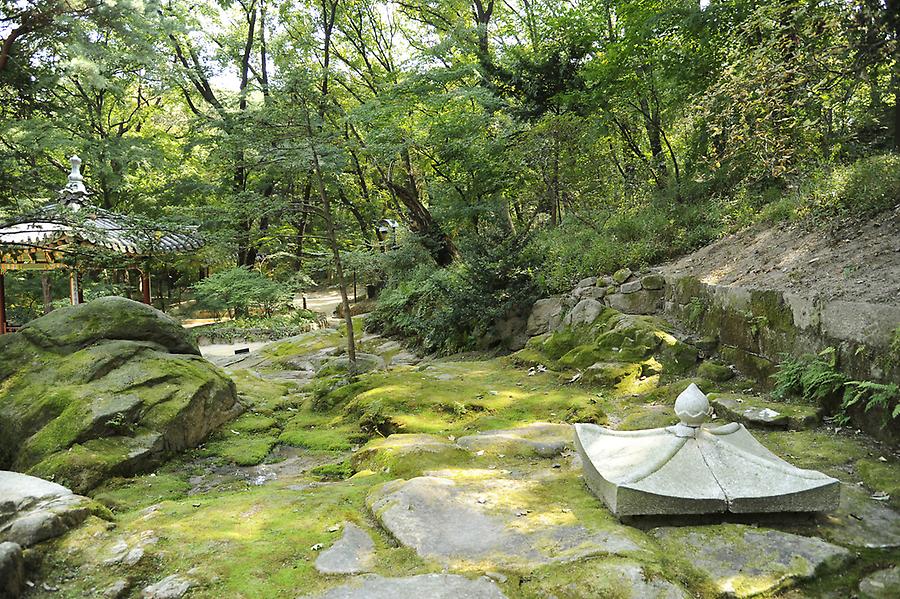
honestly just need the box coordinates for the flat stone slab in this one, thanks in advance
[315,522,375,575]
[650,524,852,597]
[310,574,507,599]
[709,394,821,430]
[457,423,573,458]
[367,471,645,569]
[0,471,92,548]
[859,567,900,599]
[521,559,688,598]
[350,434,468,476]
[141,575,192,599]
[817,484,900,549]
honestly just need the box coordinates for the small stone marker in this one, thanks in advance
[574,384,840,516]
[315,522,375,575]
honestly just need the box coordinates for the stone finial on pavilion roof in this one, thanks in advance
[574,383,840,517]
[59,155,89,209]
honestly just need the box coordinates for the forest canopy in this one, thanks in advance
[2,0,899,351]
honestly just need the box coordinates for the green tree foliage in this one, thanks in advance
[2,0,898,342]
[192,267,292,318]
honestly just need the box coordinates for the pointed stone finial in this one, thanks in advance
[65,155,86,193]
[60,154,89,208]
[675,383,710,427]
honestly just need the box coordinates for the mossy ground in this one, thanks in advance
[20,318,900,598]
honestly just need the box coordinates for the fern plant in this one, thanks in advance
[773,348,900,428]
[772,348,845,404]
[843,381,900,423]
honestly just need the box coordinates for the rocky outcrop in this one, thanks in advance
[0,297,241,492]
[0,541,24,599]
[0,471,93,549]
[650,524,852,598]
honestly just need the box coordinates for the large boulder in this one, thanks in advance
[526,298,564,336]
[525,297,562,337]
[0,471,92,548]
[0,541,24,599]
[0,297,241,492]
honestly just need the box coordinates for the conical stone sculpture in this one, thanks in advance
[574,384,840,517]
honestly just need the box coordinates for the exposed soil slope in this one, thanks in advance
[661,207,900,305]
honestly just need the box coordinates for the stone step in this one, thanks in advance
[709,393,823,430]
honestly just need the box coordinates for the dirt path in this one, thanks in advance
[198,289,345,360]
[295,288,343,317]
[661,207,900,305]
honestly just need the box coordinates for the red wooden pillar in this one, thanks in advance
[0,272,7,335]
[140,271,151,305]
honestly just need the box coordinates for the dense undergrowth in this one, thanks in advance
[365,153,900,357]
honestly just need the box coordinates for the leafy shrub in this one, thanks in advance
[843,381,900,423]
[192,267,293,318]
[367,230,542,355]
[530,199,722,292]
[772,349,846,406]
[188,311,321,343]
[791,154,900,218]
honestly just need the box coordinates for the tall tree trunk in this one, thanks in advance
[313,0,356,366]
[308,118,356,366]
[638,92,667,188]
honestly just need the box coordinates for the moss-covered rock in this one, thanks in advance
[697,360,734,382]
[520,309,698,381]
[0,298,240,492]
[351,434,469,477]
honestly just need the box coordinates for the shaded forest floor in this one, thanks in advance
[23,313,900,598]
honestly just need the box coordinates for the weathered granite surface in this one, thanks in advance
[367,471,644,568]
[315,522,375,575]
[311,574,507,599]
[457,422,572,458]
[521,559,688,598]
[709,394,821,430]
[651,524,852,598]
[859,567,900,599]
[0,471,92,548]
[817,484,900,549]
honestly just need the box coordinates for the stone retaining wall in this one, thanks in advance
[542,268,900,387]
[525,269,899,441]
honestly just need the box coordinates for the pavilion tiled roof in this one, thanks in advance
[0,156,201,258]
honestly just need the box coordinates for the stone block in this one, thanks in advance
[563,299,606,327]
[612,268,633,284]
[650,525,851,598]
[619,280,642,294]
[606,290,664,315]
[526,297,563,336]
[641,274,666,290]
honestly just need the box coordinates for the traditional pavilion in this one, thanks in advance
[0,155,202,334]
